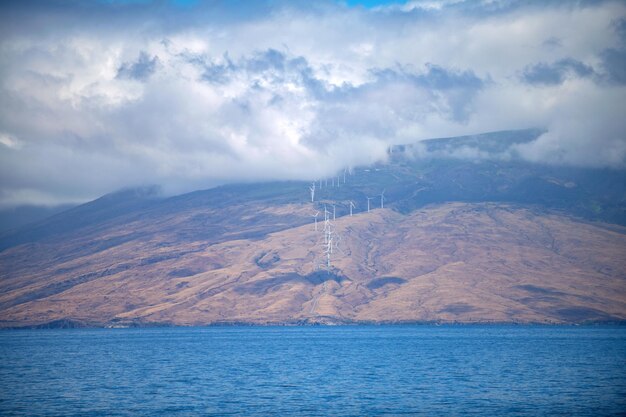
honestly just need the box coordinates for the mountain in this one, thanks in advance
[0,130,625,327]
[0,204,76,233]
[0,186,163,251]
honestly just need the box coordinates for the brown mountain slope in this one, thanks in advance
[1,202,625,327]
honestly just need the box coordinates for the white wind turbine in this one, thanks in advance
[349,201,355,216]
[309,183,316,202]
[380,189,386,209]
[366,197,373,213]
[312,211,320,231]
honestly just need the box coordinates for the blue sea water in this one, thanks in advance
[0,325,625,416]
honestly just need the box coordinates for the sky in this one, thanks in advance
[0,0,625,207]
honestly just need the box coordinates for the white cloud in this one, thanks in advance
[0,133,22,150]
[512,79,626,168]
[0,0,624,206]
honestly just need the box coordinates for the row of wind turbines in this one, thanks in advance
[309,181,385,219]
[308,169,387,273]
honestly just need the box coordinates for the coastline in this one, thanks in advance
[3,317,625,330]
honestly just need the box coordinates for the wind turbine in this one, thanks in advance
[313,211,320,231]
[366,197,373,213]
[309,183,316,202]
[349,201,355,216]
[380,189,386,209]
[343,169,347,184]
[323,205,330,244]
[332,204,336,221]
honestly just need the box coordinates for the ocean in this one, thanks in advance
[1,325,625,416]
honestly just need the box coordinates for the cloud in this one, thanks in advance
[511,81,626,168]
[600,48,626,84]
[597,16,626,85]
[117,51,159,81]
[0,133,22,150]
[0,0,625,206]
[521,58,594,85]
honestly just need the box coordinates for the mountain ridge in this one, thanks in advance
[1,130,625,327]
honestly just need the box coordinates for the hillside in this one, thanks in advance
[1,130,625,327]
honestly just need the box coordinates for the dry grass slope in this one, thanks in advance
[1,202,625,327]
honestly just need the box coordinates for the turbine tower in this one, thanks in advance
[323,206,334,269]
[313,211,320,231]
[314,203,343,274]
[366,197,373,213]
[323,205,330,243]
[349,201,355,216]
[309,183,316,203]
[380,189,386,209]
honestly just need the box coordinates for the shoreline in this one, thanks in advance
[3,318,626,330]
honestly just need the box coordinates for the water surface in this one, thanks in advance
[1,325,625,416]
